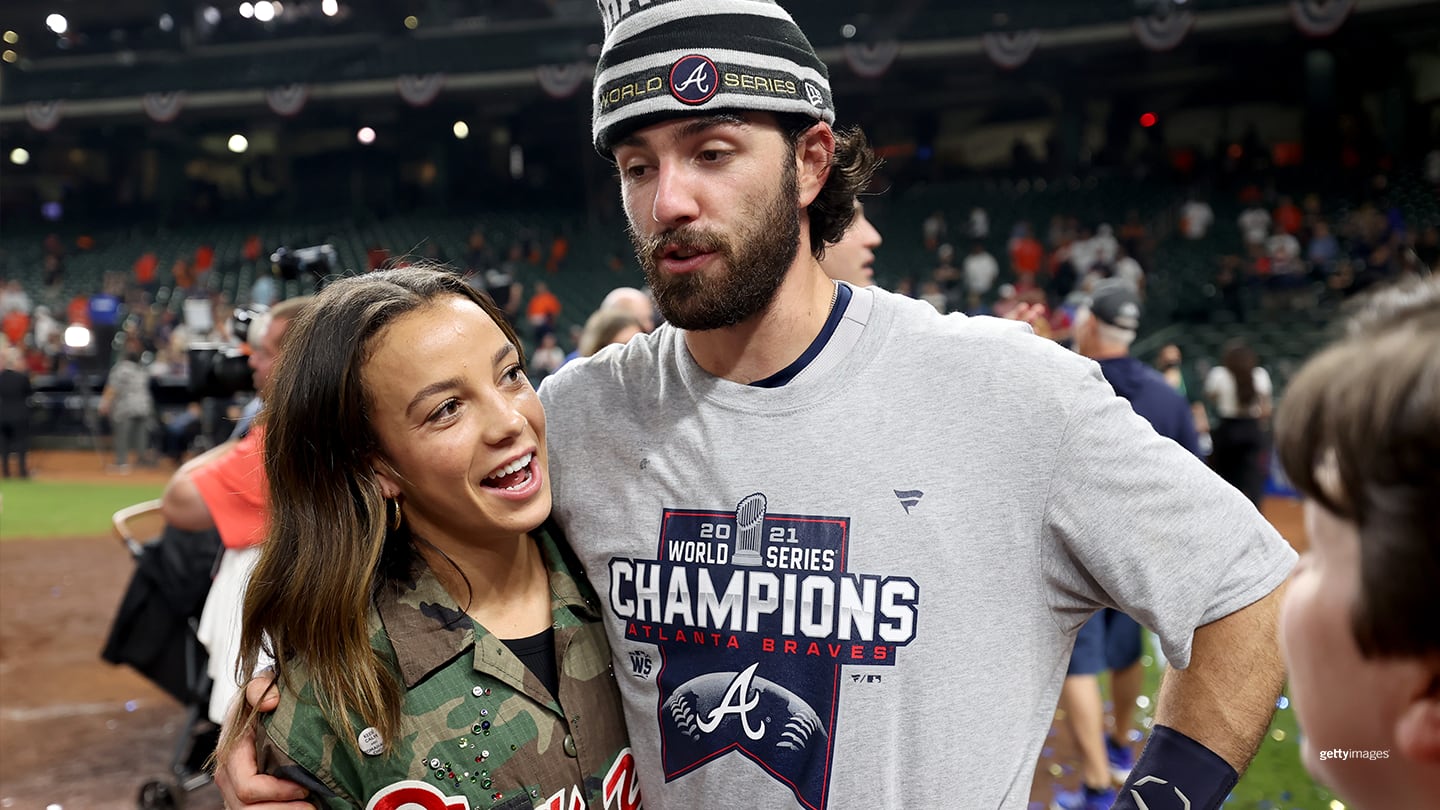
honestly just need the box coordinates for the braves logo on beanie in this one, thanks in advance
[591,0,835,153]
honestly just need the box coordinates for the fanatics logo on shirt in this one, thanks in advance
[608,493,920,809]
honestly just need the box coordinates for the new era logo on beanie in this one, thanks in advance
[592,0,835,153]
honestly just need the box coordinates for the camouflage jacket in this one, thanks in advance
[257,526,642,810]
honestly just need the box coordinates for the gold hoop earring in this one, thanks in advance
[388,498,403,531]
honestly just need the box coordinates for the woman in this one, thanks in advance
[218,268,637,809]
[1205,338,1273,506]
[99,334,155,471]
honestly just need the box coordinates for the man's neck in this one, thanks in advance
[683,257,836,384]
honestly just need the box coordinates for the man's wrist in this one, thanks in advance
[1111,724,1239,810]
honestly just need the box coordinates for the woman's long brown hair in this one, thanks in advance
[216,267,524,761]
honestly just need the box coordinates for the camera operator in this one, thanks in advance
[160,295,311,724]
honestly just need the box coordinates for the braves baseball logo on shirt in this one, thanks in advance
[669,55,718,105]
[608,493,920,809]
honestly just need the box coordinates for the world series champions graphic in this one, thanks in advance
[608,493,921,810]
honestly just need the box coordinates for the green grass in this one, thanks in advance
[0,479,165,540]
[1132,645,1336,809]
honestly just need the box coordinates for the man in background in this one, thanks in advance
[1053,280,1203,810]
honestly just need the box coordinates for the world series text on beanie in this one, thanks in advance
[592,0,835,153]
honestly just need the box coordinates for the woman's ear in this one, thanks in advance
[373,459,403,500]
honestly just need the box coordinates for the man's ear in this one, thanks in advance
[795,122,835,209]
[373,459,403,500]
[1395,673,1440,764]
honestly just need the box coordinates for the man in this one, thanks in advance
[963,240,999,312]
[819,201,882,287]
[1052,281,1203,810]
[161,295,309,724]
[222,3,1292,808]
[0,346,32,479]
[599,286,658,334]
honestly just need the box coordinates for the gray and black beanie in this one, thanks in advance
[591,0,835,154]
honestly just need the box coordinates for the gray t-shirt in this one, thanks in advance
[539,284,1294,810]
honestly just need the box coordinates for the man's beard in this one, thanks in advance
[629,159,802,331]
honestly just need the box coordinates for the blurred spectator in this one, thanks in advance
[2,307,29,347]
[968,206,989,239]
[962,242,998,313]
[931,243,961,312]
[243,234,264,264]
[160,402,204,466]
[919,280,947,313]
[32,306,59,349]
[98,335,156,472]
[1,280,32,316]
[0,346,32,478]
[526,280,562,342]
[546,233,570,274]
[1307,221,1340,278]
[464,227,496,270]
[172,257,196,291]
[1273,196,1302,235]
[599,286,657,333]
[576,309,643,361]
[922,210,947,253]
[250,266,279,308]
[1092,223,1120,267]
[991,283,1021,319]
[476,265,523,324]
[1008,222,1044,288]
[133,251,159,296]
[1180,195,1214,240]
[194,244,216,290]
[42,254,64,291]
[1205,339,1273,507]
[1112,246,1145,294]
[530,333,565,379]
[1239,203,1272,247]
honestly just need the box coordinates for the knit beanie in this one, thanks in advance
[591,0,835,154]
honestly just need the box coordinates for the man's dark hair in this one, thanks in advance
[778,114,880,259]
[1274,287,1440,659]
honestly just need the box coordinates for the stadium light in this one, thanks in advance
[159,13,175,32]
[228,134,249,153]
[239,3,254,19]
[2,49,16,63]
[3,30,18,44]
[453,121,470,139]
[203,6,222,25]
[404,15,419,29]
[65,325,92,349]
[841,24,856,39]
[321,0,339,17]
[254,1,275,22]
[357,126,376,145]
[10,148,29,165]
[45,14,68,35]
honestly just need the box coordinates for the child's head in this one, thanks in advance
[1274,278,1440,808]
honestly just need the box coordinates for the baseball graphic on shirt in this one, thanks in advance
[662,664,827,759]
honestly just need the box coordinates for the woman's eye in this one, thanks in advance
[428,399,460,422]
